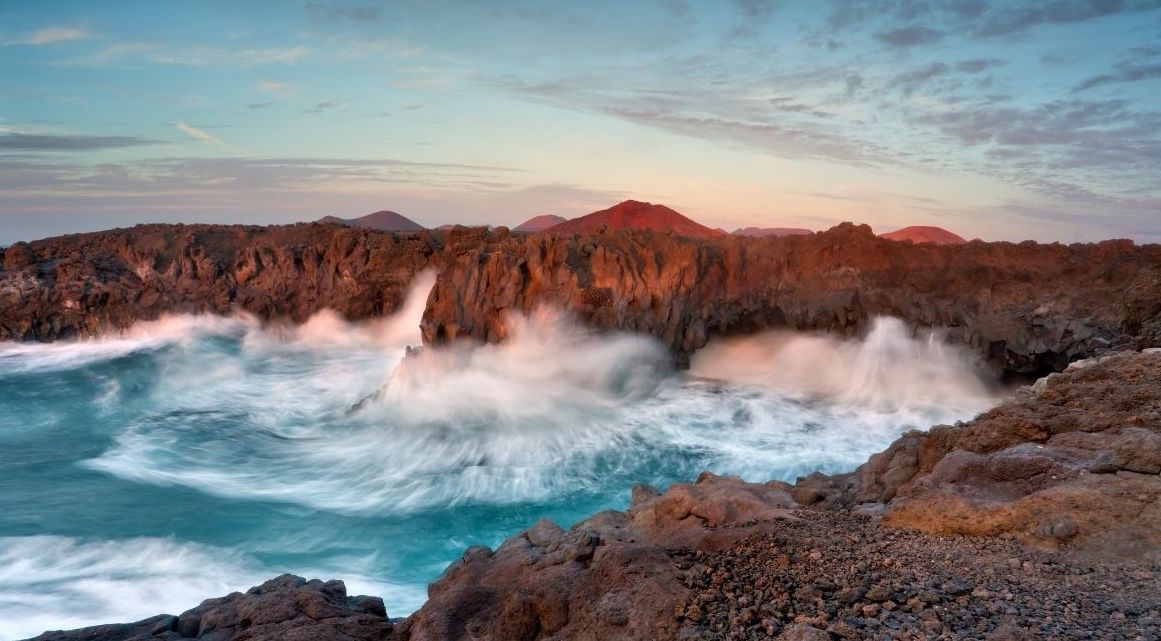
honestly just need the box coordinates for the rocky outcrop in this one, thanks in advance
[421,223,1161,374]
[798,350,1161,558]
[0,223,444,341]
[398,473,796,641]
[30,574,392,641]
[3,221,1160,376]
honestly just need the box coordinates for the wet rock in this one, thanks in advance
[29,575,391,641]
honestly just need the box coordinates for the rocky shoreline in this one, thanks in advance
[25,349,1161,641]
[4,223,1160,375]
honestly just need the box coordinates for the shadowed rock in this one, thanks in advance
[29,575,392,641]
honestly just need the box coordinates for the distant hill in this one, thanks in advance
[880,226,966,245]
[546,200,724,238]
[513,214,568,233]
[318,210,424,232]
[732,227,813,238]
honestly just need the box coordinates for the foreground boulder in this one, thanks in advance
[398,474,797,641]
[30,575,392,641]
[802,350,1161,557]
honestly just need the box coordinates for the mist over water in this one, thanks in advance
[0,277,999,639]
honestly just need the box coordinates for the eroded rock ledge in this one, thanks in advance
[29,351,1161,640]
[3,223,1160,375]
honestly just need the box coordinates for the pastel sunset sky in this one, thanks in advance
[1,0,1159,244]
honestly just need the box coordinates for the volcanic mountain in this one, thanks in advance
[513,214,568,232]
[546,200,724,238]
[880,225,966,245]
[318,210,425,232]
[732,226,813,238]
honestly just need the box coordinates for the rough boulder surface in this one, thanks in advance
[30,575,392,641]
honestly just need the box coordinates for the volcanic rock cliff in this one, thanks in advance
[2,222,1160,376]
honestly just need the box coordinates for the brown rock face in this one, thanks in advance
[808,350,1161,557]
[3,222,1160,377]
[545,200,725,238]
[880,226,967,245]
[398,473,796,641]
[30,574,392,641]
[421,223,1161,374]
[0,224,442,341]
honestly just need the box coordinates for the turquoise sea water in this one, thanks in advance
[0,282,998,639]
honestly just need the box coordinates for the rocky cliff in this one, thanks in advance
[421,223,1161,375]
[3,222,1160,376]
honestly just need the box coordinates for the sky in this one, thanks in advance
[1,0,1160,244]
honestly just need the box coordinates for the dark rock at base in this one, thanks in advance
[28,575,392,641]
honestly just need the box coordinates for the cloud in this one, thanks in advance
[61,44,310,67]
[889,62,951,94]
[155,46,310,66]
[954,58,1007,73]
[845,73,864,97]
[306,3,380,22]
[4,27,88,46]
[874,25,943,47]
[246,102,275,109]
[0,132,158,151]
[172,122,228,147]
[1074,62,1161,92]
[259,81,295,94]
[304,100,343,114]
[974,0,1160,38]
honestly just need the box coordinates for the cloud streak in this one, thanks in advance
[3,27,88,46]
[173,123,229,148]
[0,132,158,151]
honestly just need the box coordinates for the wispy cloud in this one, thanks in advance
[0,131,158,151]
[245,102,274,109]
[172,122,229,147]
[875,25,943,48]
[3,27,89,46]
[259,81,295,94]
[154,46,310,66]
[303,100,343,114]
[56,44,309,67]
[306,3,380,22]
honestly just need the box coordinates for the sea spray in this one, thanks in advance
[689,317,995,415]
[0,299,1000,638]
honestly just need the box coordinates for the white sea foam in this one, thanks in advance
[689,317,995,415]
[80,310,996,515]
[0,535,415,641]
